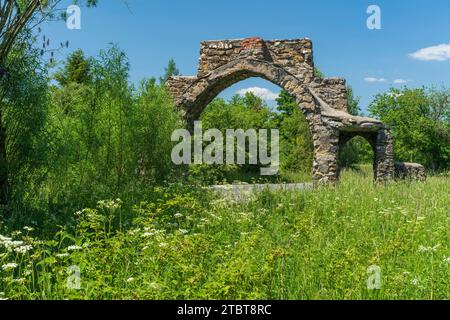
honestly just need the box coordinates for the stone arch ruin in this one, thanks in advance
[166,37,425,184]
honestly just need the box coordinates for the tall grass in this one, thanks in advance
[0,169,448,300]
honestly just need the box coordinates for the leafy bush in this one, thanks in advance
[369,86,450,171]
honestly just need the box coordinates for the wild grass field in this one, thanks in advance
[1,168,448,300]
[1,0,450,304]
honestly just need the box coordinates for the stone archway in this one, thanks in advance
[166,37,406,184]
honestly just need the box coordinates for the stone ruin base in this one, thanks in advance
[394,162,427,181]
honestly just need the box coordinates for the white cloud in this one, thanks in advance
[409,43,450,61]
[393,79,408,84]
[364,77,387,83]
[236,87,279,101]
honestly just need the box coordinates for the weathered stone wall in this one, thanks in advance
[395,162,427,181]
[374,129,395,181]
[166,37,424,184]
[197,38,314,80]
[165,76,197,107]
[309,77,348,112]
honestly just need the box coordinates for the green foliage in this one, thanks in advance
[131,78,183,182]
[314,68,324,79]
[0,47,183,230]
[369,86,450,171]
[195,90,315,184]
[196,94,278,184]
[338,136,373,170]
[338,86,374,169]
[159,58,180,84]
[1,169,448,300]
[346,85,361,116]
[43,47,182,212]
[275,90,313,173]
[0,43,49,208]
[54,49,93,86]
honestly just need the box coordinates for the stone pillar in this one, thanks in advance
[374,128,395,182]
[312,124,340,185]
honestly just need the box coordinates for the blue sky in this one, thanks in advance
[43,0,450,113]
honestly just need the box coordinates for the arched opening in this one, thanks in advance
[187,77,314,184]
[338,133,376,181]
[180,59,313,125]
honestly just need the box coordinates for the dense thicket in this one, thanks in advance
[1,46,183,229]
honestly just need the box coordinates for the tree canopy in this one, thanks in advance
[369,86,450,171]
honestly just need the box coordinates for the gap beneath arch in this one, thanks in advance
[186,78,314,185]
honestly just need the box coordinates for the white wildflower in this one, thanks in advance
[209,213,222,220]
[56,253,70,258]
[14,244,33,254]
[128,228,141,236]
[174,213,183,219]
[142,229,159,237]
[11,240,24,247]
[12,278,25,284]
[418,244,441,253]
[178,229,189,235]
[74,210,85,217]
[67,245,82,252]
[0,235,12,242]
[126,277,135,283]
[2,263,18,271]
[1,239,25,252]
[23,226,34,232]
[418,246,427,253]
[149,282,160,290]
[98,199,122,210]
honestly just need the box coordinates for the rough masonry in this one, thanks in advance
[166,37,425,184]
